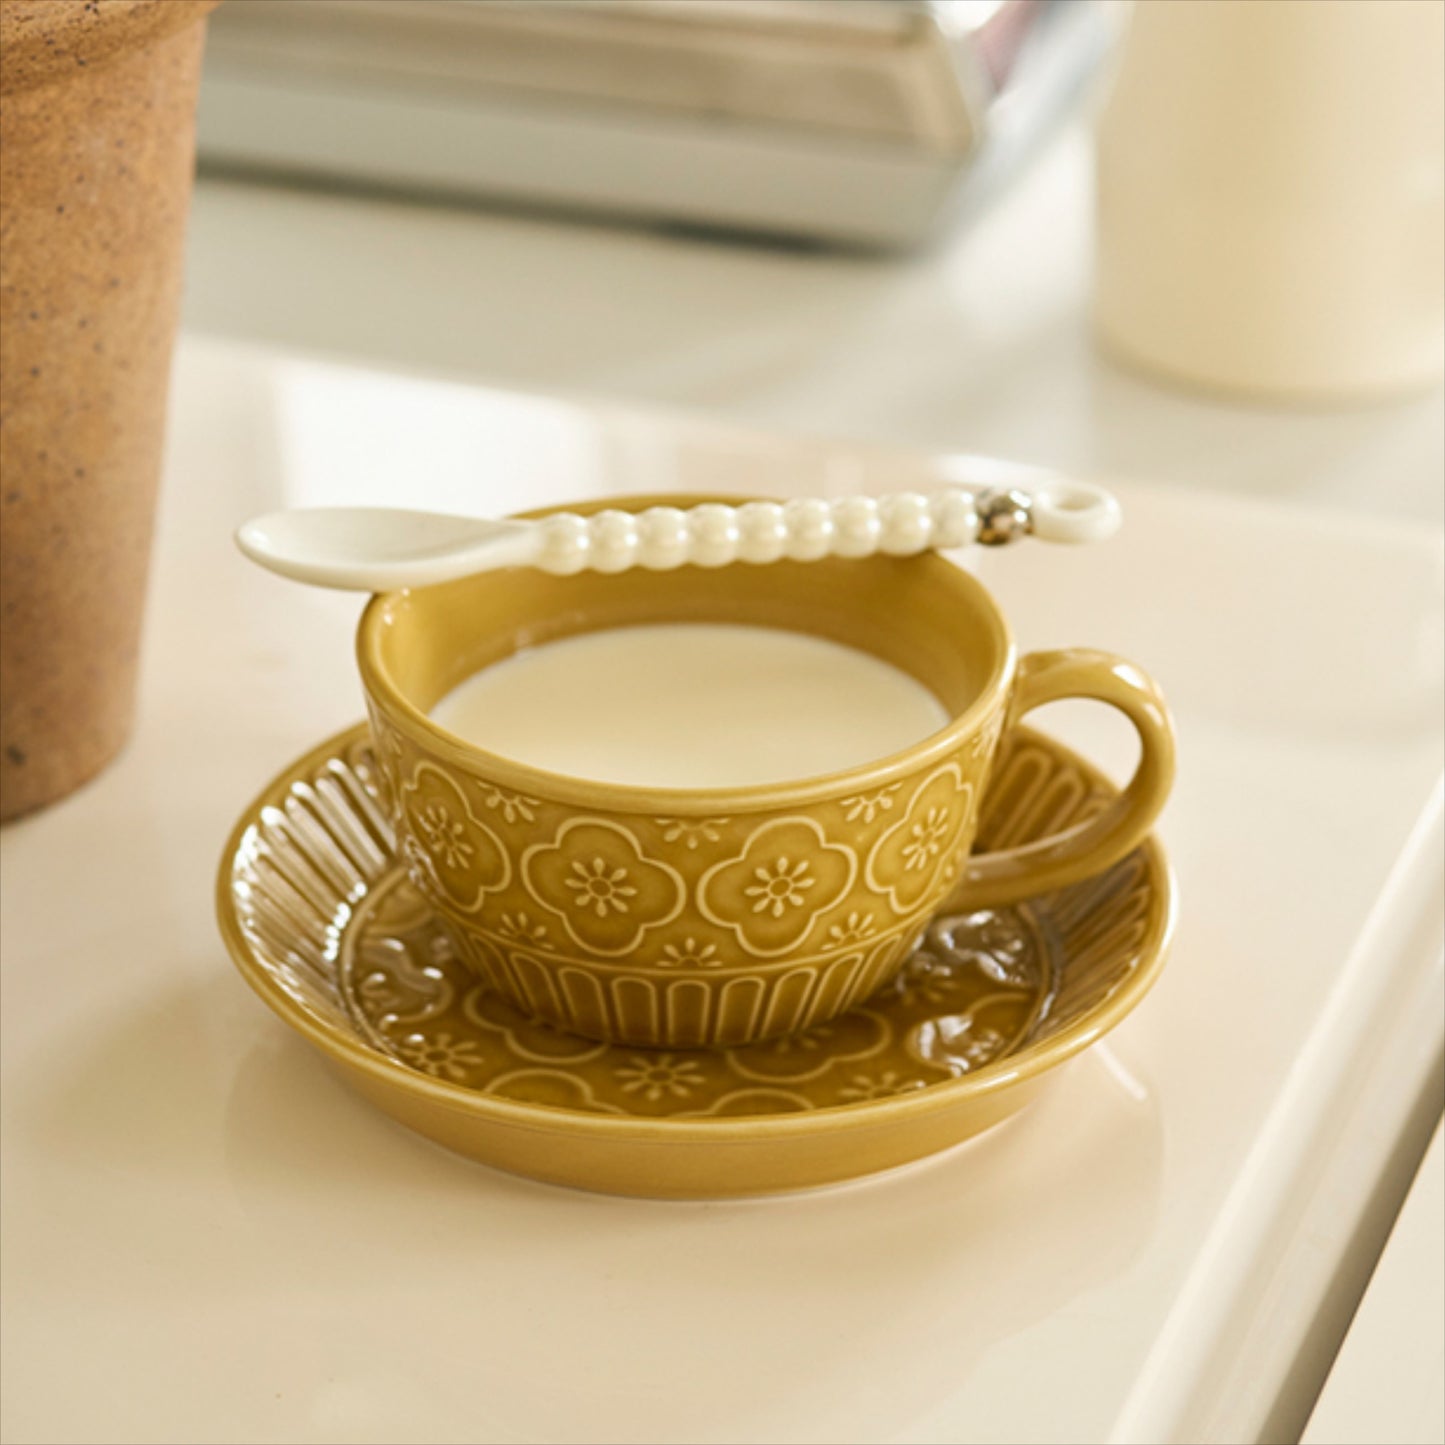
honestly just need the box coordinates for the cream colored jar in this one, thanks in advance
[1095,0,1444,402]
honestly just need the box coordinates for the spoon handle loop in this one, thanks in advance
[531,484,1119,576]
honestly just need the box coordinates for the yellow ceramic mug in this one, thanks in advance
[358,496,1175,1049]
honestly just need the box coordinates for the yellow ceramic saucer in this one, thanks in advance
[217,724,1175,1198]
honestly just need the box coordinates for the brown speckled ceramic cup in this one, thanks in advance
[0,0,219,820]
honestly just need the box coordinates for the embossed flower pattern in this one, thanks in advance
[656,818,729,849]
[900,807,951,872]
[564,857,638,917]
[866,764,972,914]
[383,731,990,1043]
[659,937,721,969]
[836,1070,925,1103]
[399,763,510,913]
[249,728,1156,1140]
[497,911,553,950]
[839,786,900,823]
[759,1023,834,1055]
[416,801,473,869]
[477,784,538,825]
[827,911,877,946]
[699,817,856,956]
[394,1030,485,1082]
[891,950,961,1006]
[743,856,815,917]
[725,1001,890,1083]
[357,971,405,1014]
[463,984,610,1064]
[615,1054,706,1102]
[523,819,685,954]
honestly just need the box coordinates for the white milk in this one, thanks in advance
[429,623,951,788]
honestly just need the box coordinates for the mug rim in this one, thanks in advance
[355,493,1017,815]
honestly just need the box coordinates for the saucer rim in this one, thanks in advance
[216,722,1176,1143]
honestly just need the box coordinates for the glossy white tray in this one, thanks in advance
[1302,1121,1445,1445]
[1,342,1440,1445]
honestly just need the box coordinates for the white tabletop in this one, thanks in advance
[3,127,1442,1445]
[2,336,1441,1445]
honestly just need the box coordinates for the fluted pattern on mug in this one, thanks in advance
[226,728,1163,1065]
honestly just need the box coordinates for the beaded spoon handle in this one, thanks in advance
[236,477,1119,592]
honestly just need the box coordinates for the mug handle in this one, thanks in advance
[948,649,1177,909]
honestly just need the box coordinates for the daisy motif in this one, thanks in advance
[394,1031,484,1083]
[615,1054,706,1102]
[743,857,815,918]
[416,802,474,870]
[900,807,951,872]
[564,857,638,917]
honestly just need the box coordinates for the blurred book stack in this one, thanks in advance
[197,0,1110,248]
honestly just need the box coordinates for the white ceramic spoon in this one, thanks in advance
[236,477,1119,592]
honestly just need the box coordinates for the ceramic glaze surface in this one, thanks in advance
[369,698,1002,1049]
[358,504,1176,1049]
[344,873,1052,1114]
[218,724,1173,1195]
[429,623,952,788]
